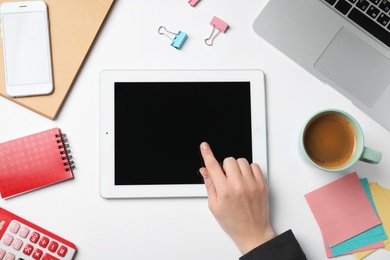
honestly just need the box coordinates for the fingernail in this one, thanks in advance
[201,142,209,150]
[199,169,208,179]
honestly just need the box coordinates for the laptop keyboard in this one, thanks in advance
[323,0,390,48]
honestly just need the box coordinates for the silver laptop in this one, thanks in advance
[253,0,390,131]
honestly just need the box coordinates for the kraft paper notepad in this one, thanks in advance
[0,0,114,119]
[0,128,74,199]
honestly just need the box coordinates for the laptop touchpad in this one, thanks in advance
[314,27,390,107]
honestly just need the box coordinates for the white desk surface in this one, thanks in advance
[1,1,390,259]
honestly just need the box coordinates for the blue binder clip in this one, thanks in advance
[158,26,188,49]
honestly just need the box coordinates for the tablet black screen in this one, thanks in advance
[114,82,252,185]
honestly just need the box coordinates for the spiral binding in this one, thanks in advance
[55,133,75,172]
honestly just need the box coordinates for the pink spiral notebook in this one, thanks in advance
[0,128,74,199]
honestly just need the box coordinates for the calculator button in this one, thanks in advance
[32,248,43,259]
[42,253,59,260]
[23,244,34,256]
[29,232,40,243]
[4,253,15,260]
[12,238,23,250]
[47,241,58,253]
[57,245,67,257]
[38,236,49,248]
[9,222,20,234]
[19,226,30,238]
[3,234,14,246]
[0,248,5,259]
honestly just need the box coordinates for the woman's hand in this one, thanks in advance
[199,142,276,254]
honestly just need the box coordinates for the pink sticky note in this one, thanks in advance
[210,16,228,33]
[305,172,381,247]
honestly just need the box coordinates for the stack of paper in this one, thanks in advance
[305,172,390,259]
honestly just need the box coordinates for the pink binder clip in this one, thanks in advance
[205,16,229,46]
[188,0,200,7]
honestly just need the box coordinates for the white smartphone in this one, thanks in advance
[1,1,53,97]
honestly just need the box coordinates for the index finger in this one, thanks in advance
[200,142,226,183]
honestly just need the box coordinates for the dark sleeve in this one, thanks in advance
[239,229,307,260]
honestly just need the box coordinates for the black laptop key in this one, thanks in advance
[377,12,390,26]
[348,7,390,47]
[379,0,390,12]
[325,0,338,5]
[336,0,353,14]
[369,0,380,5]
[356,0,370,11]
[367,5,381,18]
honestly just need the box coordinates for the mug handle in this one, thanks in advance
[360,147,382,164]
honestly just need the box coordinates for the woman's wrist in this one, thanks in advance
[237,227,276,254]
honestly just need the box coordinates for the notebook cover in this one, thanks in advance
[0,128,74,199]
[0,0,114,119]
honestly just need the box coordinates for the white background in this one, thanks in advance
[1,0,390,259]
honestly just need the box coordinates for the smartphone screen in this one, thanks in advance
[1,1,53,97]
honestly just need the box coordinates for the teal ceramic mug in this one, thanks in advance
[299,109,381,172]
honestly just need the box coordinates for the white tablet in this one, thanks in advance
[99,69,268,198]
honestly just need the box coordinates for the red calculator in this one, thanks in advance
[0,207,76,260]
